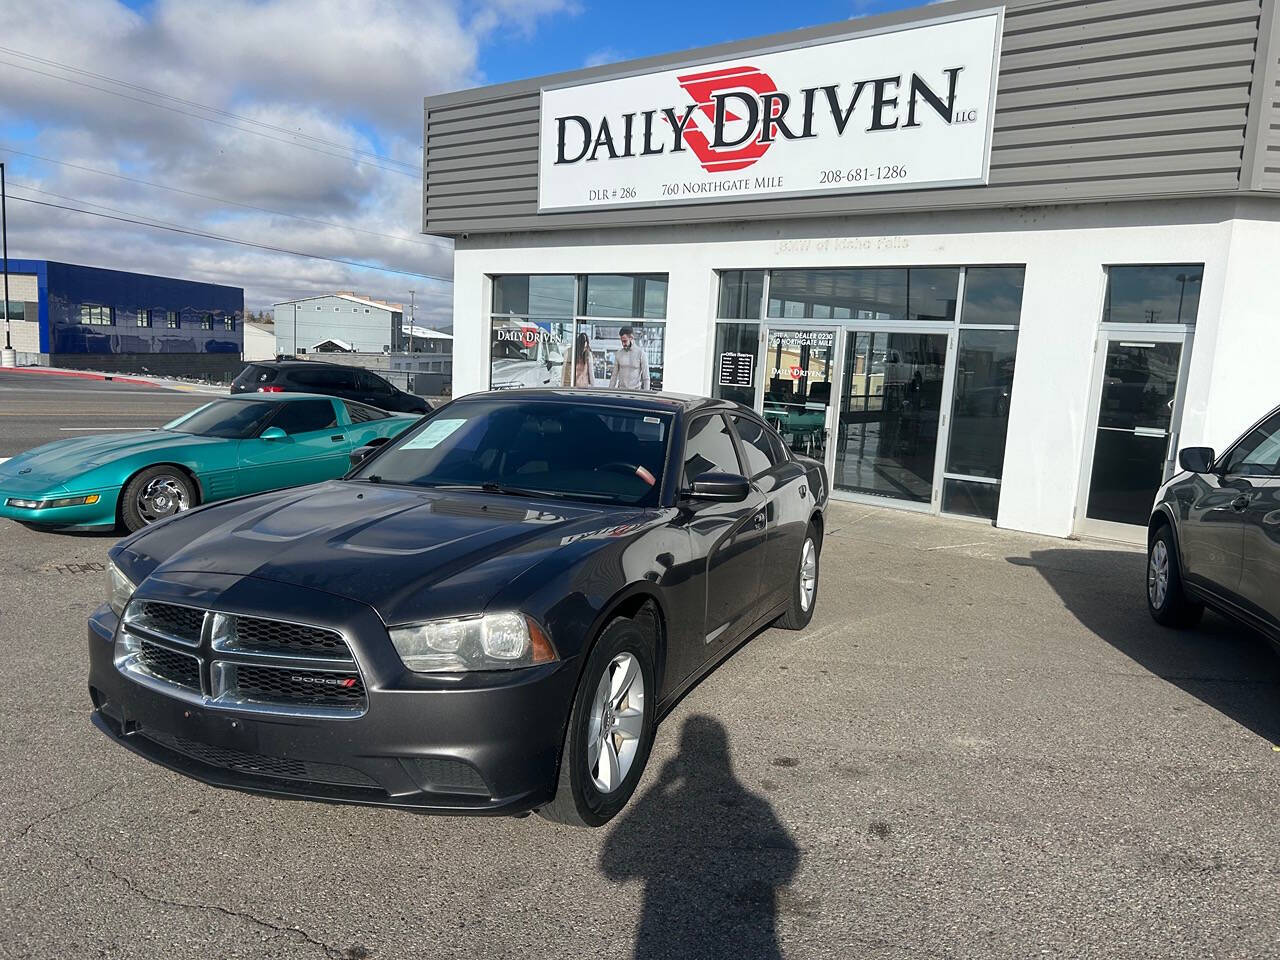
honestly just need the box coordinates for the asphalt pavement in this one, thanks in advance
[2,376,1279,959]
[0,370,216,457]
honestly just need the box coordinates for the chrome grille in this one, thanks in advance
[117,601,367,718]
[213,614,350,658]
[135,640,200,690]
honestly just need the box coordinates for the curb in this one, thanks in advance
[3,366,160,387]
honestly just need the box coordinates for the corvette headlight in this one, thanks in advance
[389,613,556,673]
[106,561,137,617]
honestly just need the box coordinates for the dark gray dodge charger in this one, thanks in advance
[89,390,828,827]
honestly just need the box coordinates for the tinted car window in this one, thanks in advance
[166,400,278,439]
[683,415,742,486]
[266,399,338,435]
[292,367,355,390]
[731,415,778,478]
[233,364,277,386]
[1220,411,1280,477]
[353,399,670,506]
[358,369,393,394]
[345,401,389,423]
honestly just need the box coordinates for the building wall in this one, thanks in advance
[424,0,1275,235]
[242,322,277,361]
[2,272,41,354]
[451,196,1280,538]
[43,261,243,357]
[273,297,401,354]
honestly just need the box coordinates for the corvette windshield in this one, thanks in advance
[356,398,671,506]
[165,399,280,439]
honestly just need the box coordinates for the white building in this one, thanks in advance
[272,293,404,355]
[423,0,1280,543]
[242,320,276,362]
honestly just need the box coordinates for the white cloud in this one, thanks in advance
[0,0,574,320]
[583,47,622,68]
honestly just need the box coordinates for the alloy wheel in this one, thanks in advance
[586,652,645,794]
[1148,539,1169,609]
[136,475,190,525]
[799,537,818,612]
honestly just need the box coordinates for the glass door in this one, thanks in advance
[1080,334,1192,534]
[760,327,837,461]
[834,330,950,504]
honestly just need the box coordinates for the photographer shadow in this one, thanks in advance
[600,715,799,960]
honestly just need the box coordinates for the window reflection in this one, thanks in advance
[1104,265,1202,325]
[961,268,1025,326]
[946,330,1018,479]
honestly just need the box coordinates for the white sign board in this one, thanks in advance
[538,10,1003,212]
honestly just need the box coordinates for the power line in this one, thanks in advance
[0,44,420,174]
[1,145,447,249]
[0,56,421,178]
[9,193,452,284]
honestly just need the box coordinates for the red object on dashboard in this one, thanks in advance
[258,386,284,392]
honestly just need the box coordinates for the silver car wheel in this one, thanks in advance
[136,475,190,525]
[586,651,645,795]
[1148,538,1169,609]
[799,537,818,612]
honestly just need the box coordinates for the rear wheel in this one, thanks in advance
[1147,526,1203,628]
[538,616,656,827]
[775,523,820,630]
[120,466,196,532]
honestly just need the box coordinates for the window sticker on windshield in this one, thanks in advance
[643,416,660,424]
[401,418,465,450]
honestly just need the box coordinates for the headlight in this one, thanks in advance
[389,613,556,673]
[106,561,137,617]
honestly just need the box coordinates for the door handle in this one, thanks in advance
[1230,494,1253,512]
[331,435,346,443]
[753,512,766,530]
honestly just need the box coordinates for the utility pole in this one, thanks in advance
[292,302,298,357]
[1,161,13,366]
[408,289,415,355]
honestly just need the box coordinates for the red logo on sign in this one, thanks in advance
[676,65,778,173]
[520,325,539,349]
[789,365,805,380]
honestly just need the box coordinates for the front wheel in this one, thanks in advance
[1147,526,1203,628]
[538,617,656,827]
[775,524,820,630]
[120,466,196,532]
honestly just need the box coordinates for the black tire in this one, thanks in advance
[775,522,821,630]
[120,466,197,533]
[1147,525,1204,628]
[538,616,657,828]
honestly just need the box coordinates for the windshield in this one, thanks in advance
[354,398,671,506]
[165,399,279,439]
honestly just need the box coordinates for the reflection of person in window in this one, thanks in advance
[610,326,651,391]
[563,332,596,387]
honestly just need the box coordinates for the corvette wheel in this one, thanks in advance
[121,466,196,532]
[538,616,656,827]
[775,523,820,630]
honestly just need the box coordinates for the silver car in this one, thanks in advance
[1147,405,1280,647]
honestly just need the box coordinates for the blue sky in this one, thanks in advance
[477,1,919,85]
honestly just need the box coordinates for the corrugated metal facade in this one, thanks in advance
[423,0,1280,237]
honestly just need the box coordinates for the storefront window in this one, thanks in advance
[717,271,764,320]
[960,268,1024,326]
[711,322,760,407]
[490,274,667,391]
[907,269,959,323]
[1103,265,1202,325]
[765,268,959,323]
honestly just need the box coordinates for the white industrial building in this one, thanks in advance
[272,293,405,356]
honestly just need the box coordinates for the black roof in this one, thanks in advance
[456,388,739,415]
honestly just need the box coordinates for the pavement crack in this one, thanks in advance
[59,844,352,960]
[10,783,121,842]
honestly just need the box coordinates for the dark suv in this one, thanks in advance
[1147,404,1280,648]
[232,360,431,414]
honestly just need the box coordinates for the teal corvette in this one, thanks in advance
[0,393,418,533]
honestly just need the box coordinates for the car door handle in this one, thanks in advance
[753,511,766,530]
[331,435,346,443]
[1230,494,1253,512]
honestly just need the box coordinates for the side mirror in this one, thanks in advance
[683,472,751,503]
[260,426,288,441]
[1178,446,1215,474]
[349,436,391,468]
